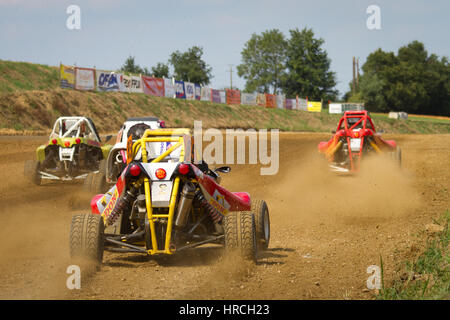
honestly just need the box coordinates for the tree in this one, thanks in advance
[355,41,449,115]
[120,55,145,75]
[151,62,169,78]
[237,29,287,94]
[169,46,212,85]
[282,28,337,100]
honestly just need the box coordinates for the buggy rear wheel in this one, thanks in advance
[70,213,104,266]
[224,211,257,262]
[24,160,41,186]
[252,199,270,251]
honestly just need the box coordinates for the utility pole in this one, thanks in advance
[356,57,360,91]
[352,57,356,93]
[228,64,233,90]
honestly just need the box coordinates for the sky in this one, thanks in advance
[0,0,449,98]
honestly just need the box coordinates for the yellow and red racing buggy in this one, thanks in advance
[69,128,270,265]
[318,111,401,173]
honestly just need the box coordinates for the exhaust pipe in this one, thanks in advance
[174,182,196,228]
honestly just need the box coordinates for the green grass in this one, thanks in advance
[378,211,449,300]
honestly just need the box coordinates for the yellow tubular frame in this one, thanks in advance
[130,129,189,255]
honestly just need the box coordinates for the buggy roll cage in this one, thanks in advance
[337,111,376,132]
[126,128,192,255]
[51,117,101,142]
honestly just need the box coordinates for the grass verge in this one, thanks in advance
[378,211,449,300]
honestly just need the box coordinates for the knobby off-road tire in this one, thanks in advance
[224,211,257,262]
[252,199,270,251]
[70,213,104,267]
[24,160,41,186]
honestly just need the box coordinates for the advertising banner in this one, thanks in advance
[211,89,221,103]
[219,90,226,104]
[195,84,201,101]
[329,103,342,114]
[256,93,266,107]
[119,74,143,93]
[164,78,175,98]
[276,94,285,109]
[60,64,75,89]
[175,80,186,99]
[226,89,241,105]
[298,97,308,111]
[142,76,164,97]
[307,101,322,112]
[265,94,276,108]
[96,70,120,92]
[201,87,212,101]
[74,67,95,91]
[285,99,296,110]
[184,82,195,100]
[241,92,257,105]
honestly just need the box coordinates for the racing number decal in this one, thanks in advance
[126,134,133,164]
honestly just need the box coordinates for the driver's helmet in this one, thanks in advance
[128,123,151,140]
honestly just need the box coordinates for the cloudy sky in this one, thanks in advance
[0,0,448,98]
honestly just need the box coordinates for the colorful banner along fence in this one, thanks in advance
[185,82,195,100]
[142,76,164,97]
[241,92,257,105]
[164,78,175,98]
[201,87,212,102]
[219,90,226,104]
[265,94,276,108]
[96,71,120,92]
[298,97,308,111]
[285,99,296,110]
[211,89,221,103]
[74,67,95,91]
[276,95,285,109]
[60,64,75,89]
[257,93,266,107]
[226,89,241,105]
[307,101,322,112]
[175,80,185,99]
[120,75,143,93]
[60,63,330,114]
[195,84,201,101]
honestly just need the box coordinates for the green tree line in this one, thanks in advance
[345,41,449,116]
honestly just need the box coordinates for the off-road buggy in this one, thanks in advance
[70,128,270,265]
[83,116,165,194]
[318,111,401,173]
[24,117,113,185]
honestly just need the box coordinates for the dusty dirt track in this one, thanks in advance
[0,132,448,300]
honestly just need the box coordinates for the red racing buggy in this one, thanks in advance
[318,111,401,173]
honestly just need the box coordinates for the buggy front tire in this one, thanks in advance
[252,199,270,251]
[70,213,104,266]
[224,211,257,262]
[24,160,41,186]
